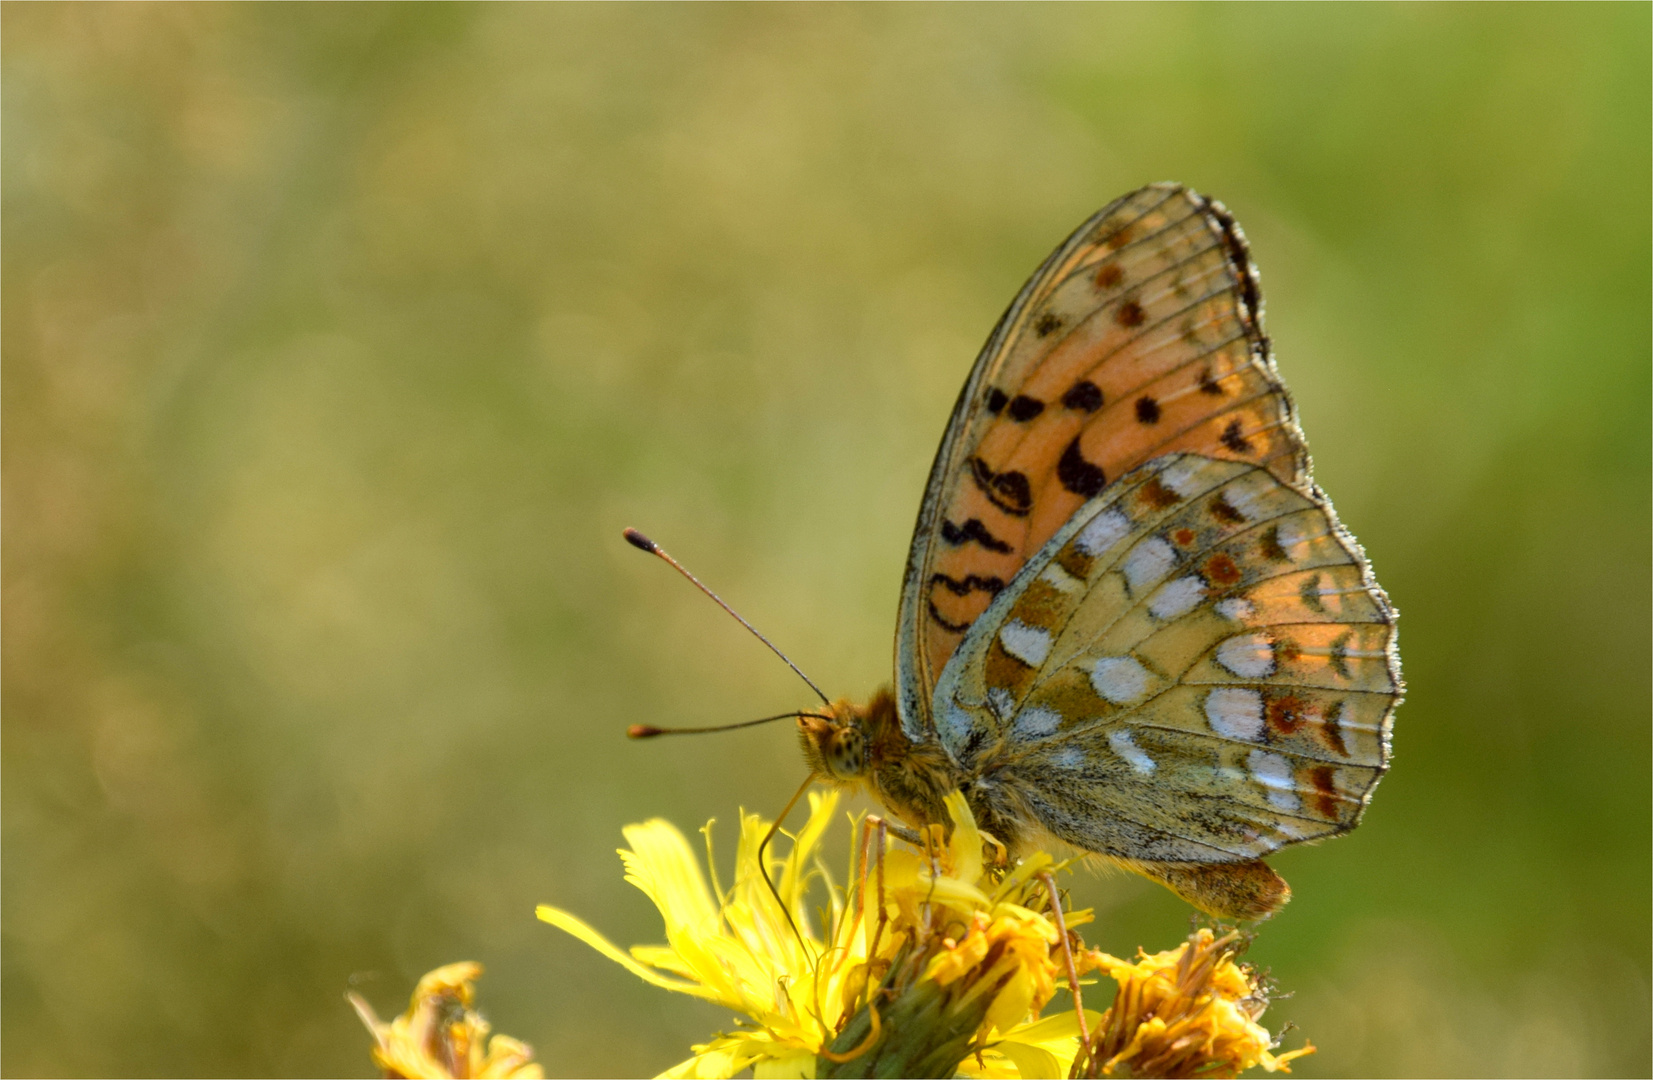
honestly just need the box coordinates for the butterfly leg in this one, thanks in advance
[823,830,885,1069]
[857,816,892,997]
[1131,859,1291,921]
[823,829,886,1072]
[1039,871,1091,1046]
[875,818,925,847]
[852,815,876,952]
[849,815,889,999]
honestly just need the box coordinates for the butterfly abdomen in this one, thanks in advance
[1127,858,1292,921]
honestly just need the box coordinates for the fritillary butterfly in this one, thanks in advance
[798,184,1401,919]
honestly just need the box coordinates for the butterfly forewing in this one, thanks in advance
[898,184,1310,739]
[929,453,1399,864]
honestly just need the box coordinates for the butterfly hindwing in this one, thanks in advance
[898,184,1309,741]
[929,453,1399,864]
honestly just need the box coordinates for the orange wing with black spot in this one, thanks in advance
[896,184,1310,740]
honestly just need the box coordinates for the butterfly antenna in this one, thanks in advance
[623,528,832,706]
[627,711,832,739]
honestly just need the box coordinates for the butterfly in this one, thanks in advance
[797,183,1401,919]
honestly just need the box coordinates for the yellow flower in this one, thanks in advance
[350,962,543,1079]
[1072,928,1314,1079]
[537,790,1094,1079]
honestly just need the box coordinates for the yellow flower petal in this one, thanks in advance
[535,905,716,999]
[992,1038,1063,1080]
[942,790,984,884]
[656,1046,741,1079]
[776,791,837,909]
[1002,1010,1101,1044]
[621,819,722,931]
[752,1049,816,1079]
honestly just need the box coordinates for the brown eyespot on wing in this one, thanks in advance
[897,184,1310,741]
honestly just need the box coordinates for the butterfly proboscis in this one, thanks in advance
[621,526,1092,1017]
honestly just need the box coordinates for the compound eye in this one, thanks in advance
[829,730,865,779]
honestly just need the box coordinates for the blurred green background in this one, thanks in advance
[4,4,1649,1077]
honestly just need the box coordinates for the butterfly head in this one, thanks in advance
[798,704,870,782]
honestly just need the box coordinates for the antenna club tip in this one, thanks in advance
[627,724,663,739]
[622,528,657,553]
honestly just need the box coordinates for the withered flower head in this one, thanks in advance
[351,962,543,1080]
[1071,928,1313,1079]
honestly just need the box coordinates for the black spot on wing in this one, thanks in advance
[1221,418,1253,453]
[941,517,1013,553]
[1328,632,1353,679]
[1323,700,1351,758]
[971,457,1033,517]
[984,387,1009,415]
[929,572,1006,597]
[926,601,971,634]
[1034,312,1064,337]
[1007,395,1046,422]
[1056,437,1107,498]
[1299,573,1326,613]
[1061,380,1103,413]
[1135,396,1161,424]
[1258,524,1290,563]
[1198,368,1224,395]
